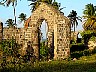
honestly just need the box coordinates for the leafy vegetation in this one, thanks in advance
[1,1,96,72]
[71,48,96,59]
[28,0,64,12]
[18,13,27,23]
[0,0,18,24]
[40,41,49,60]
[1,56,96,72]
[1,38,20,56]
[1,39,96,72]
[68,10,82,43]
[68,10,82,32]
[83,3,96,30]
[5,19,16,27]
[80,30,96,43]
[70,43,85,52]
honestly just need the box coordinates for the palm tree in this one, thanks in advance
[68,10,82,43]
[28,0,39,12]
[83,3,96,30]
[0,0,17,25]
[68,10,82,32]
[5,19,16,44]
[5,19,16,28]
[18,13,27,23]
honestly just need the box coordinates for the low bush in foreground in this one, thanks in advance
[1,54,96,72]
[0,61,96,72]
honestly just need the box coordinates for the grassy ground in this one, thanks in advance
[0,54,96,72]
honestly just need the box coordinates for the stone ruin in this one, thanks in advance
[0,21,3,43]
[0,2,71,60]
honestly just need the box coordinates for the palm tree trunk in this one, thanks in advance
[74,23,75,32]
[13,4,16,25]
[73,24,76,43]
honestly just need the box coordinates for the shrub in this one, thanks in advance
[71,51,83,58]
[70,43,86,52]
[1,38,20,57]
[40,41,49,60]
[80,30,96,44]
[89,36,96,41]
[71,48,96,59]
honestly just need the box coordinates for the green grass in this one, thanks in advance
[1,54,96,72]
[1,60,96,72]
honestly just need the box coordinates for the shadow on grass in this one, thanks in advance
[0,61,96,72]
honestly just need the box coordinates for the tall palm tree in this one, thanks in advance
[5,19,16,28]
[68,10,82,32]
[83,3,96,30]
[0,0,17,25]
[18,13,27,23]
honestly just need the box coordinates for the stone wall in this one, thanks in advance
[0,2,71,60]
[71,31,79,42]
[3,27,24,45]
[26,2,71,60]
[88,40,96,50]
[54,18,71,59]
[0,22,3,42]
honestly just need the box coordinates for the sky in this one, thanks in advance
[0,0,96,39]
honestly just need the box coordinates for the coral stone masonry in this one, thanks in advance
[0,21,3,42]
[0,2,71,60]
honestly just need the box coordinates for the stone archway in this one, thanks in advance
[25,2,71,60]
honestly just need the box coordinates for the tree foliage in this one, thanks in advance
[68,10,82,32]
[40,41,49,60]
[83,3,96,30]
[1,38,20,57]
[5,19,16,27]
[0,0,17,6]
[0,0,18,25]
[28,0,63,12]
[80,30,96,44]
[18,13,27,23]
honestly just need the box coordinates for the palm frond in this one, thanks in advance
[28,2,35,6]
[68,10,81,31]
[27,0,37,2]
[76,17,82,22]
[75,20,78,28]
[0,1,6,6]
[59,7,66,11]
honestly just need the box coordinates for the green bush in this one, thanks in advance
[70,43,86,52]
[0,38,22,69]
[71,51,83,58]
[1,38,20,57]
[80,30,96,43]
[71,48,96,59]
[89,36,96,41]
[79,54,96,61]
[1,60,96,72]
[40,41,49,60]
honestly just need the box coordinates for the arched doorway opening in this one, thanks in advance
[38,20,50,60]
[40,20,48,42]
[34,18,54,60]
[27,3,71,60]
